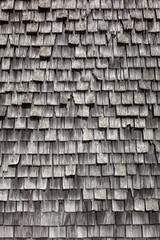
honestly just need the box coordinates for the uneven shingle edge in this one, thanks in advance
[0,0,160,239]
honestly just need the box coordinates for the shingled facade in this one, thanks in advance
[0,0,160,239]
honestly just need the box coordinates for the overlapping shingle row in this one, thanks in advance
[0,0,160,239]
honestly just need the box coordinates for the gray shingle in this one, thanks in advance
[116,106,139,116]
[49,226,66,238]
[146,199,159,211]
[97,211,115,224]
[134,199,145,211]
[114,164,126,176]
[94,189,106,199]
[0,226,14,238]
[15,227,32,238]
[88,226,99,237]
[132,212,149,224]
[143,225,160,238]
[40,47,52,57]
[75,21,87,32]
[126,225,142,238]
[100,225,114,237]
[64,0,76,9]
[33,227,49,238]
[112,200,124,212]
[83,189,94,200]
[38,0,51,8]
[41,213,59,226]
[0,191,8,201]
[69,34,80,45]
[101,0,112,9]
[52,22,63,33]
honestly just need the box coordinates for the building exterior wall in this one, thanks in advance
[0,0,160,239]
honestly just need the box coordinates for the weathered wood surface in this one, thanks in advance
[0,0,160,238]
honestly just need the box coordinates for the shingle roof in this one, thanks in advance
[0,0,160,238]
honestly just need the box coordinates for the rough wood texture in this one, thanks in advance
[0,0,160,238]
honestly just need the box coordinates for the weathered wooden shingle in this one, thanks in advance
[0,0,160,239]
